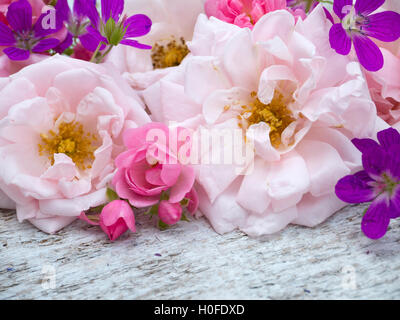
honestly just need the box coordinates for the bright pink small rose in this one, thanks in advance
[204,0,289,28]
[99,200,136,241]
[80,200,136,241]
[158,201,182,225]
[112,123,197,209]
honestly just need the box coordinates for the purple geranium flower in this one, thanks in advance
[335,128,400,239]
[0,0,62,60]
[329,0,400,72]
[53,0,96,54]
[81,0,152,54]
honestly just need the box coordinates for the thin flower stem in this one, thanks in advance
[97,45,114,64]
[89,41,109,63]
[89,42,103,63]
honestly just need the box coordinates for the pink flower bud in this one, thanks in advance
[99,200,136,241]
[158,200,182,225]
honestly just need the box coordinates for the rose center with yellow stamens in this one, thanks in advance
[38,121,98,170]
[238,91,295,148]
[151,37,190,69]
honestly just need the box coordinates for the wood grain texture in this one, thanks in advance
[0,204,399,300]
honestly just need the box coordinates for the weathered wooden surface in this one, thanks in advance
[0,204,399,300]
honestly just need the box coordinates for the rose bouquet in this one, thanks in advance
[0,0,399,241]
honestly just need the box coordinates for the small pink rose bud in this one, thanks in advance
[99,200,136,241]
[185,188,199,214]
[158,200,182,225]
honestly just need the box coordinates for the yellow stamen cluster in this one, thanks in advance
[38,121,98,170]
[151,37,190,69]
[239,91,295,148]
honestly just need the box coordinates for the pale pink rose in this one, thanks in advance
[142,8,385,236]
[0,53,48,77]
[0,54,151,234]
[204,0,305,28]
[366,22,400,128]
[105,0,204,90]
[112,123,198,221]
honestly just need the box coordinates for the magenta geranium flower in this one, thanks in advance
[0,0,61,60]
[335,128,400,239]
[329,0,400,71]
[81,0,152,54]
[52,0,95,54]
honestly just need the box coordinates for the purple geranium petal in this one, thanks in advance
[0,22,16,46]
[54,32,73,53]
[335,170,375,204]
[361,199,390,239]
[362,144,388,177]
[6,0,32,33]
[74,0,95,20]
[324,7,335,25]
[333,0,353,19]
[80,26,107,52]
[101,0,124,22]
[120,39,152,49]
[85,0,100,28]
[3,46,30,60]
[388,186,400,219]
[363,11,400,42]
[34,9,64,37]
[387,144,400,180]
[55,0,71,23]
[353,34,384,71]
[329,23,352,55]
[354,0,384,16]
[124,14,152,38]
[377,128,400,150]
[32,38,60,53]
[352,137,380,154]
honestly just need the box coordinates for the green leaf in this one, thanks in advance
[63,48,74,56]
[106,188,119,201]
[158,219,170,231]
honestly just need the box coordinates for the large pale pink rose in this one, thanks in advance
[364,1,400,130]
[106,0,204,90]
[142,7,386,236]
[0,53,48,77]
[0,55,150,233]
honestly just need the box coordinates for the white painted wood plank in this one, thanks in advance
[0,204,399,299]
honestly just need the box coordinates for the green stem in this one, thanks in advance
[89,42,103,63]
[97,45,114,64]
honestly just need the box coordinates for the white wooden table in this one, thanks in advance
[0,204,399,300]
